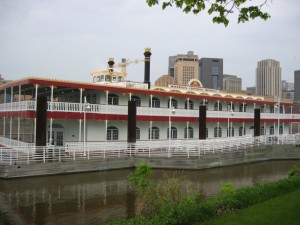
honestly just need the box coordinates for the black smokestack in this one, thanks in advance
[108,57,115,74]
[144,48,151,89]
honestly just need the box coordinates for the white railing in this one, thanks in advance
[1,101,300,120]
[0,134,298,165]
[0,137,35,148]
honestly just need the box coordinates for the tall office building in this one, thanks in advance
[199,58,223,90]
[282,80,294,101]
[223,74,242,93]
[168,56,177,77]
[294,70,300,102]
[173,51,199,85]
[169,51,198,78]
[256,59,282,98]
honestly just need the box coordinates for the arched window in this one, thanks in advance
[107,126,118,140]
[136,127,140,140]
[149,97,160,108]
[105,75,111,82]
[167,126,177,139]
[185,100,194,109]
[101,75,105,81]
[214,127,222,138]
[227,127,234,137]
[131,96,141,107]
[149,126,159,139]
[239,126,245,136]
[108,94,119,105]
[168,99,178,109]
[270,126,274,135]
[184,127,194,138]
[93,76,100,83]
[118,76,123,82]
[279,125,283,134]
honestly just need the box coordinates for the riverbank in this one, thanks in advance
[196,189,300,225]
[106,168,300,225]
[1,144,300,178]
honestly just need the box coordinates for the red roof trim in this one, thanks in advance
[0,77,293,106]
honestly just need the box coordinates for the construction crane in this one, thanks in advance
[113,58,144,76]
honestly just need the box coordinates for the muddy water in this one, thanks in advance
[0,160,299,225]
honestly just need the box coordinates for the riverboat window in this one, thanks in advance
[184,127,193,138]
[227,127,234,137]
[239,104,247,112]
[260,105,265,113]
[206,128,208,138]
[239,126,245,136]
[168,99,178,109]
[149,126,159,139]
[149,97,160,108]
[270,106,275,113]
[279,126,283,134]
[136,127,140,140]
[280,106,284,113]
[167,127,177,139]
[214,102,222,111]
[214,127,222,137]
[107,126,118,140]
[270,126,274,135]
[93,76,100,83]
[131,96,141,107]
[261,126,265,135]
[108,94,119,105]
[184,100,194,109]
[105,75,111,82]
[86,95,91,103]
[91,94,96,104]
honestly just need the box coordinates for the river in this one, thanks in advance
[0,160,299,225]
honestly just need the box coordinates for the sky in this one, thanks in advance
[0,0,299,89]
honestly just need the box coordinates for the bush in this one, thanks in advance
[288,165,300,178]
[106,165,300,225]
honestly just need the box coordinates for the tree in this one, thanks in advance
[146,0,271,26]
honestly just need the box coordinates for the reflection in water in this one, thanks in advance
[0,160,299,225]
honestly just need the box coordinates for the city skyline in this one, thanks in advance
[0,0,299,88]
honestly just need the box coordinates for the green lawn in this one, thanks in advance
[196,189,300,225]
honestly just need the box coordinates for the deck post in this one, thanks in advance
[254,108,261,137]
[199,105,207,140]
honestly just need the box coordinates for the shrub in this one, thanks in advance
[288,165,300,178]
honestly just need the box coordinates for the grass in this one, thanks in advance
[196,189,300,225]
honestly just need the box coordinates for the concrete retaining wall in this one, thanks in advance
[1,145,300,179]
[0,158,133,179]
[134,145,299,170]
